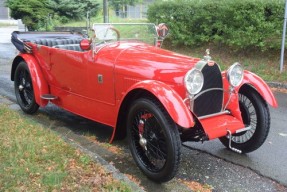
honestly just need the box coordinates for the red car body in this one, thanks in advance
[11,23,277,182]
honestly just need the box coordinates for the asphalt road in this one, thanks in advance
[0,26,286,191]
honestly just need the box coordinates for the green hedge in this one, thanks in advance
[147,0,285,51]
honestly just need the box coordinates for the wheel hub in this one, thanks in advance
[139,134,147,151]
[138,119,148,151]
[19,85,24,91]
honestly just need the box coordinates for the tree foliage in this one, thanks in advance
[6,0,100,30]
[6,0,51,30]
[48,0,100,21]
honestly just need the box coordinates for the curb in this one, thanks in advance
[267,82,287,89]
[0,95,144,192]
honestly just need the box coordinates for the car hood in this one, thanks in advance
[114,42,201,85]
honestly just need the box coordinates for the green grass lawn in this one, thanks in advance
[61,14,148,27]
[0,104,131,191]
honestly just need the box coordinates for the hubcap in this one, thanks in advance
[132,110,167,171]
[139,134,147,151]
[19,85,24,91]
[17,69,34,107]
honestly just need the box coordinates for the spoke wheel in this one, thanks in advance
[231,94,256,143]
[219,87,270,153]
[127,98,181,182]
[14,61,39,114]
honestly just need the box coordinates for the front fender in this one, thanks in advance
[124,80,195,128]
[239,71,278,108]
[11,54,49,107]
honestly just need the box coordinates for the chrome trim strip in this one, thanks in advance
[192,88,224,100]
[184,88,226,112]
[223,87,234,110]
[198,110,231,120]
[235,126,252,133]
[194,59,222,72]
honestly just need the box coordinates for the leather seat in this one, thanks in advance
[53,44,83,51]
[32,38,82,47]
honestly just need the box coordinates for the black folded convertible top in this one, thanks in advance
[11,31,84,53]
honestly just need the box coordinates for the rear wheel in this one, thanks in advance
[219,87,270,153]
[14,61,39,114]
[127,98,181,182]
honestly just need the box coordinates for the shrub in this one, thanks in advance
[147,0,285,51]
[7,0,52,31]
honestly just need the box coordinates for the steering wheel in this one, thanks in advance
[107,26,120,41]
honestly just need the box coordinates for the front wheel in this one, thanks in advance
[219,87,270,153]
[14,61,39,114]
[127,98,181,182]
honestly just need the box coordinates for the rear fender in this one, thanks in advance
[11,54,49,107]
[239,71,278,108]
[121,80,194,128]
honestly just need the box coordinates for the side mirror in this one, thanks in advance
[157,23,169,39]
[80,39,91,50]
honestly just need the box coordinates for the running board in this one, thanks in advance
[41,94,57,100]
[227,126,252,154]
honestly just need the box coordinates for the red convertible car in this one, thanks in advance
[11,23,277,182]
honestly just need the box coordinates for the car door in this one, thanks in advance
[83,45,118,126]
[86,47,116,105]
[49,49,88,97]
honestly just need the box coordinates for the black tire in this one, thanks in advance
[219,87,270,153]
[14,61,39,114]
[127,98,181,182]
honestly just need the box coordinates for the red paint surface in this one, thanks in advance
[200,114,245,140]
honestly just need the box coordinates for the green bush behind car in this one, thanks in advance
[148,0,284,51]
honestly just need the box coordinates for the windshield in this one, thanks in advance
[92,23,158,46]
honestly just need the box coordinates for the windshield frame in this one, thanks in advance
[92,23,159,46]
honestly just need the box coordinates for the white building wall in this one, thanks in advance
[116,0,154,19]
[0,0,9,19]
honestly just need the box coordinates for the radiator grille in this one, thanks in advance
[193,64,223,117]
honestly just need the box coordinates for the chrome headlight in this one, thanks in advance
[227,62,244,87]
[184,69,204,95]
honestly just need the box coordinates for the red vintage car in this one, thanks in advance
[11,23,277,182]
